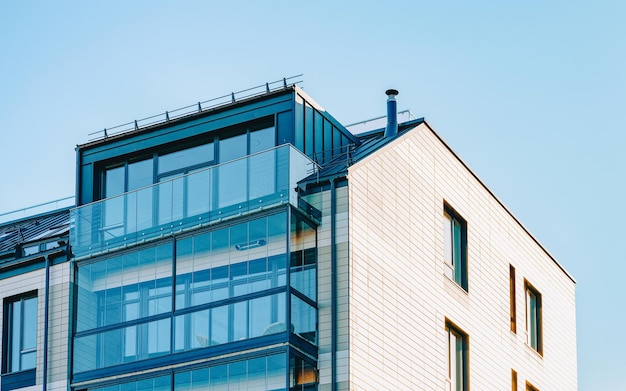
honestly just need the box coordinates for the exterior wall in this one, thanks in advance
[0,262,70,391]
[313,185,350,391]
[347,123,577,390]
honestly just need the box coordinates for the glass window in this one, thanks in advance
[525,281,543,354]
[446,322,468,391]
[291,295,316,345]
[510,265,516,333]
[158,142,214,175]
[290,216,317,301]
[304,103,314,156]
[219,133,247,163]
[4,293,38,373]
[313,111,323,163]
[249,127,275,154]
[443,204,468,290]
[76,243,173,332]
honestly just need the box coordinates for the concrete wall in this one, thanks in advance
[347,123,577,390]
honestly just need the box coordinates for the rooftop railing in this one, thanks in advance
[70,145,319,259]
[88,75,304,141]
[0,196,75,225]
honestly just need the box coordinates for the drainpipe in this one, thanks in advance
[330,177,337,391]
[43,254,50,391]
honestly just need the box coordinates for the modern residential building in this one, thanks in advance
[0,79,577,391]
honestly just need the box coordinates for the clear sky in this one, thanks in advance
[0,1,623,389]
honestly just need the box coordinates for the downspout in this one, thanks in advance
[330,177,337,391]
[43,254,50,391]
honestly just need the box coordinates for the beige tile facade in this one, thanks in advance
[345,123,577,390]
[0,262,70,391]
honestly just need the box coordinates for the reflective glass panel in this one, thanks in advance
[158,142,214,174]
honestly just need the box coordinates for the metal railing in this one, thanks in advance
[345,109,417,135]
[88,75,304,141]
[0,196,75,225]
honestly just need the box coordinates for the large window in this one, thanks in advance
[74,210,317,376]
[443,204,468,290]
[525,280,543,354]
[446,322,468,391]
[3,293,38,373]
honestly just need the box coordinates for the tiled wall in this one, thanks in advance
[0,262,70,391]
[347,123,577,390]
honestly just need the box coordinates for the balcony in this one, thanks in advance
[70,145,319,259]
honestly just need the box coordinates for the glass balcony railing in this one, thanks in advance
[70,145,319,259]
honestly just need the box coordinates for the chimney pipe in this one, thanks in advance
[385,89,399,138]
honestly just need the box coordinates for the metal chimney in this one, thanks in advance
[385,89,399,138]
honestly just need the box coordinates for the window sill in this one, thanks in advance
[443,273,469,296]
[524,343,544,359]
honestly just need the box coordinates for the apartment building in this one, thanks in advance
[0,79,577,390]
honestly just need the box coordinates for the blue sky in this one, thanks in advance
[1,2,624,389]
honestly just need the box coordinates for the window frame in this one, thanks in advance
[446,320,469,391]
[2,291,38,374]
[443,203,468,290]
[526,380,540,391]
[524,279,543,355]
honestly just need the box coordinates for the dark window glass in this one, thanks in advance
[304,103,314,156]
[4,293,38,373]
[314,111,324,163]
[277,110,294,145]
[443,204,468,290]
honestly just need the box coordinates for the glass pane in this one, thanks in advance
[21,351,36,371]
[267,353,287,390]
[453,218,463,284]
[314,111,323,162]
[209,364,228,387]
[304,103,314,156]
[219,133,247,163]
[250,127,275,154]
[291,295,316,344]
[105,166,125,197]
[249,148,276,201]
[217,159,247,209]
[232,301,248,342]
[247,356,267,391]
[24,297,38,349]
[186,168,211,217]
[211,305,228,345]
[159,142,214,174]
[10,301,21,371]
[443,212,452,265]
[158,174,184,225]
[128,159,153,191]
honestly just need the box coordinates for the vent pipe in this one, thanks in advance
[385,89,399,138]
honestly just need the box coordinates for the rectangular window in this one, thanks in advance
[512,369,518,391]
[446,321,468,391]
[525,280,543,354]
[510,265,516,333]
[3,293,38,373]
[443,204,468,290]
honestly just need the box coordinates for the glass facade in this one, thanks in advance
[70,91,335,390]
[73,210,317,387]
[79,351,318,391]
[71,145,318,258]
